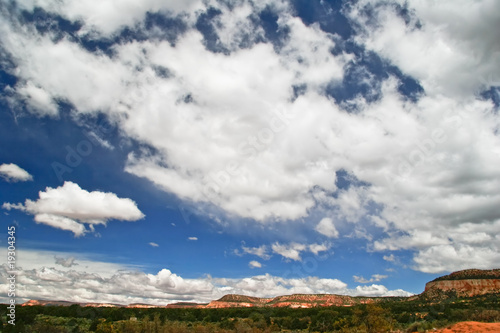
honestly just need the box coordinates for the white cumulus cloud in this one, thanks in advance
[248,260,262,269]
[349,0,500,98]
[2,181,144,236]
[271,242,331,261]
[353,274,388,284]
[0,163,33,182]
[238,245,271,260]
[315,217,339,238]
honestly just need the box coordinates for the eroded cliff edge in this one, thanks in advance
[421,269,500,299]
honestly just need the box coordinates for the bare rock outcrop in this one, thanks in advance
[422,269,500,299]
[205,293,388,308]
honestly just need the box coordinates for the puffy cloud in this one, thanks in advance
[121,31,347,222]
[374,220,500,273]
[349,0,500,98]
[308,243,331,255]
[248,260,262,269]
[383,254,395,262]
[16,81,59,115]
[0,163,33,182]
[353,274,388,284]
[315,217,339,238]
[223,275,350,298]
[271,242,306,261]
[149,242,159,247]
[352,284,412,297]
[271,242,330,261]
[238,245,271,260]
[14,0,204,35]
[188,237,198,241]
[0,0,350,223]
[239,242,330,261]
[413,244,500,274]
[2,181,144,236]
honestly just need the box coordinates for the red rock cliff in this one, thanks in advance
[422,269,500,298]
[424,278,500,297]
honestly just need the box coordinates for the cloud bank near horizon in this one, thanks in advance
[0,249,412,305]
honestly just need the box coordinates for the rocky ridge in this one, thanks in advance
[205,293,397,309]
[420,269,500,300]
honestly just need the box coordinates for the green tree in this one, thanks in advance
[350,304,394,333]
[309,310,338,332]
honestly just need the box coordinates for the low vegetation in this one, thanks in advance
[2,293,499,332]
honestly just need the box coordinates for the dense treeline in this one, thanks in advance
[1,293,499,332]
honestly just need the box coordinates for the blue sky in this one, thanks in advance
[0,0,499,305]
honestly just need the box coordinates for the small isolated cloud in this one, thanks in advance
[0,163,33,182]
[271,242,331,262]
[85,131,114,150]
[309,243,331,255]
[149,242,159,247]
[248,260,262,269]
[315,217,339,238]
[2,181,144,236]
[353,274,388,284]
[272,242,306,261]
[188,237,198,241]
[238,245,271,260]
[54,256,78,268]
[383,254,395,262]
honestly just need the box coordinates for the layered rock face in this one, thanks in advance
[205,294,380,309]
[423,269,500,298]
[205,294,272,308]
[424,279,500,297]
